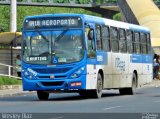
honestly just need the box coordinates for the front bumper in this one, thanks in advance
[22,75,86,91]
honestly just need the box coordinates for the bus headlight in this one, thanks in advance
[70,66,85,78]
[24,71,29,76]
[28,75,33,79]
[23,68,37,79]
[23,71,32,79]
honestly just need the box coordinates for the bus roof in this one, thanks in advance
[24,13,150,33]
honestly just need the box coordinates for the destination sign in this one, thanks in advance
[26,56,47,62]
[23,17,82,30]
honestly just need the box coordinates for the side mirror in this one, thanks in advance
[88,29,94,40]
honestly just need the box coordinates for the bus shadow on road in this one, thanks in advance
[42,92,121,101]
[0,91,122,102]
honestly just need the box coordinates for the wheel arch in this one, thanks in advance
[98,69,104,88]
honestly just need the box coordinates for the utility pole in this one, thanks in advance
[10,0,17,32]
[10,0,17,75]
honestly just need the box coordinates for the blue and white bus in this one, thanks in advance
[22,14,153,100]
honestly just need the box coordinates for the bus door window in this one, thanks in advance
[134,32,140,54]
[86,28,96,58]
[110,27,119,52]
[96,25,102,50]
[101,26,110,52]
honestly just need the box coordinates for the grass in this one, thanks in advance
[0,76,22,85]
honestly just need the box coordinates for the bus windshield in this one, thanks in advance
[22,29,84,64]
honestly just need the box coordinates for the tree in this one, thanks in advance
[0,5,101,32]
[113,13,122,21]
[0,6,10,31]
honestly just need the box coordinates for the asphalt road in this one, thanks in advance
[0,86,160,114]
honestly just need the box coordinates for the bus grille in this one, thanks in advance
[33,67,71,74]
[41,81,64,86]
[38,75,67,79]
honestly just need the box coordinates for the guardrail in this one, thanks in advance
[0,0,118,7]
[0,0,159,7]
[0,63,22,79]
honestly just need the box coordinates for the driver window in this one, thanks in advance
[86,28,96,58]
[31,35,50,56]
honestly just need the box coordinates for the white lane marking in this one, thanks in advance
[103,106,121,110]
[153,101,160,103]
[50,117,63,119]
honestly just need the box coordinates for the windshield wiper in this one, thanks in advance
[55,27,69,42]
[34,26,49,42]
[28,26,50,56]
[52,27,69,53]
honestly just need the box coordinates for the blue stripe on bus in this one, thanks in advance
[96,52,108,65]
[130,54,152,64]
[87,51,108,65]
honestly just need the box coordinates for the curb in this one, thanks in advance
[0,85,35,97]
[0,90,34,97]
[0,85,21,90]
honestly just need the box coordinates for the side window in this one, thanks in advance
[110,27,119,52]
[96,25,102,50]
[119,29,127,53]
[126,30,133,53]
[141,33,147,54]
[134,32,140,54]
[147,33,151,54]
[101,26,110,51]
[86,28,96,58]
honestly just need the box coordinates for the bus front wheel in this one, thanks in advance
[37,91,49,100]
[92,73,103,98]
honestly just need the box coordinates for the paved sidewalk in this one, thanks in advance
[0,80,160,97]
[143,80,160,87]
[0,85,34,97]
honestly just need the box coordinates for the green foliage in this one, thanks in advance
[78,0,90,4]
[154,0,160,2]
[113,13,122,21]
[0,5,101,32]
[9,0,119,4]
[0,76,22,85]
[0,6,10,32]
[105,0,117,3]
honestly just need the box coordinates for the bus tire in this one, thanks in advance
[119,73,137,95]
[78,90,88,96]
[92,73,103,98]
[130,73,137,95]
[37,91,49,100]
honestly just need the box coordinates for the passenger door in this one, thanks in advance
[85,25,97,89]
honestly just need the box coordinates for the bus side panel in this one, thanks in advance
[142,55,153,84]
[86,64,97,89]
[103,52,113,88]
[111,53,131,88]
[142,64,153,84]
[129,54,153,87]
[129,54,143,87]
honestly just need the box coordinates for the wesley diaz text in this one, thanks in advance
[1,113,32,119]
